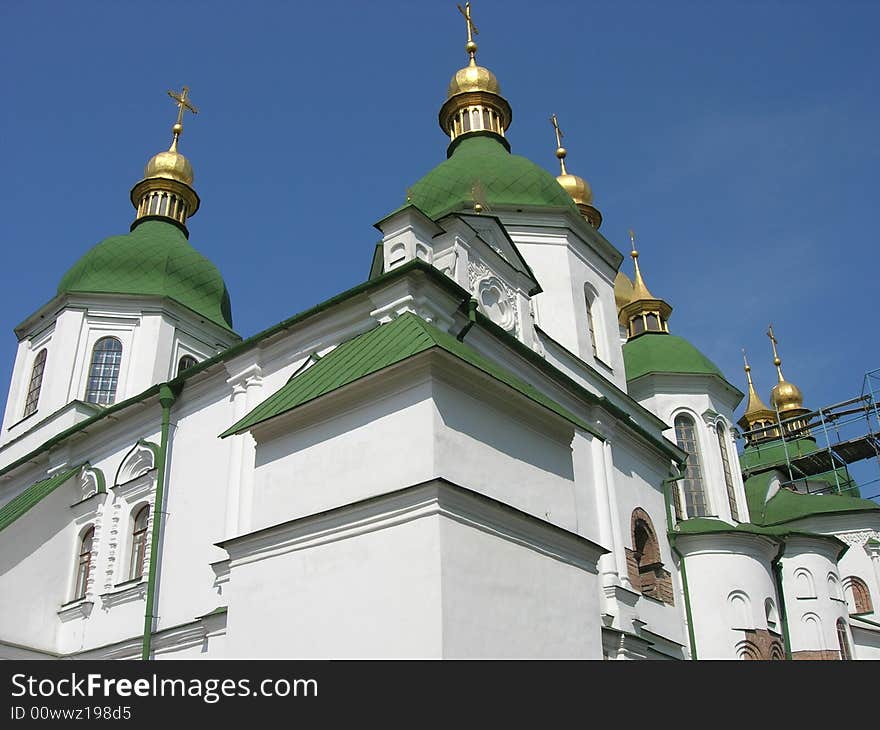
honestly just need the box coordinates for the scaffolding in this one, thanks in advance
[737,367,880,501]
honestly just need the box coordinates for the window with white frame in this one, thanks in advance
[716,424,740,521]
[23,348,48,417]
[674,414,709,517]
[85,337,123,405]
[129,505,150,581]
[73,526,95,600]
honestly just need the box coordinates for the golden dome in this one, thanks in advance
[447,61,501,98]
[556,172,593,206]
[144,149,194,186]
[614,271,633,310]
[770,379,804,412]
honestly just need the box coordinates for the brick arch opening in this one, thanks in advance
[626,508,673,605]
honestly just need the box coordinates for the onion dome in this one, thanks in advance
[57,86,235,333]
[767,325,805,414]
[737,350,779,444]
[130,86,200,232]
[550,114,602,228]
[438,2,512,146]
[617,231,672,339]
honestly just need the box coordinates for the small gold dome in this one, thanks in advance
[447,62,501,98]
[770,379,804,412]
[614,271,634,310]
[144,149,194,186]
[556,173,593,206]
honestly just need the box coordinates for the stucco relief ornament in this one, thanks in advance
[836,529,880,547]
[468,261,518,334]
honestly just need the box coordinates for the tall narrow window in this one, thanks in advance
[176,355,198,376]
[129,506,150,581]
[74,526,94,600]
[585,292,599,358]
[23,349,48,417]
[717,425,740,520]
[674,414,709,517]
[837,618,852,660]
[86,337,122,405]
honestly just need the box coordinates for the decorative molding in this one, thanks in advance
[99,580,147,609]
[77,465,105,500]
[836,529,880,547]
[468,259,518,335]
[114,441,157,486]
[57,599,94,622]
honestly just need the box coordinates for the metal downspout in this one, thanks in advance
[772,544,793,660]
[664,464,698,660]
[141,383,180,660]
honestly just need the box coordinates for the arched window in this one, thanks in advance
[85,337,123,405]
[23,348,48,417]
[716,424,739,521]
[584,290,599,358]
[836,618,852,660]
[673,414,709,517]
[844,576,873,614]
[73,526,94,600]
[176,355,198,376]
[129,506,150,581]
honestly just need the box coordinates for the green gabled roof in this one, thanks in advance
[221,311,591,437]
[407,133,580,220]
[58,220,235,332]
[743,470,880,527]
[0,465,81,533]
[622,333,737,390]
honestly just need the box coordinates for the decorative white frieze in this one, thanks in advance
[468,259,518,335]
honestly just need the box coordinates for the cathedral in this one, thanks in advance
[1,4,878,660]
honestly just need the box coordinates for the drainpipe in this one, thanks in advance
[664,463,698,660]
[141,383,181,660]
[456,297,479,341]
[771,543,793,660]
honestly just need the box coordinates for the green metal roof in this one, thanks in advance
[622,332,733,386]
[672,516,847,553]
[740,436,858,495]
[743,470,879,527]
[407,133,580,220]
[221,311,591,437]
[58,220,235,332]
[0,465,81,533]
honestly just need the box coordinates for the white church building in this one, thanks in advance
[1,6,879,660]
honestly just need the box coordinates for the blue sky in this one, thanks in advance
[1,1,879,487]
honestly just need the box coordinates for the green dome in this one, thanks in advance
[58,220,234,331]
[623,332,724,381]
[408,133,580,220]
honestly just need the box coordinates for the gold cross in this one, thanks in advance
[550,114,564,148]
[168,86,198,127]
[457,2,479,43]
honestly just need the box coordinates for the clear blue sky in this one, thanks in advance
[2,1,879,470]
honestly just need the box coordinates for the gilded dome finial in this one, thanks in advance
[166,86,198,153]
[617,230,672,339]
[550,114,567,175]
[549,114,601,227]
[767,324,784,382]
[457,2,479,65]
[440,2,511,145]
[130,85,201,233]
[738,348,777,443]
[766,324,806,415]
[629,229,654,300]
